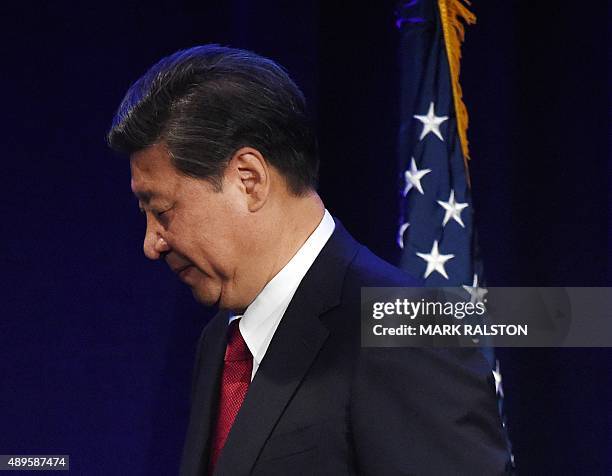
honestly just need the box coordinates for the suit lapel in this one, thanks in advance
[180,310,229,476]
[214,220,360,475]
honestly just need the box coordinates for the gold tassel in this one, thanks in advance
[437,0,476,176]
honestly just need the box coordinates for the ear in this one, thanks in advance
[228,147,270,212]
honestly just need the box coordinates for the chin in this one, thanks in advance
[191,285,221,308]
[190,279,240,311]
[191,292,221,309]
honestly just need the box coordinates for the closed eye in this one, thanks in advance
[137,203,172,219]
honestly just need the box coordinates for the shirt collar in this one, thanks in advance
[234,209,335,366]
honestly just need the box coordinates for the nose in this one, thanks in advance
[143,217,171,260]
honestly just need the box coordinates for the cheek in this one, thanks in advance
[173,226,235,277]
[174,195,248,274]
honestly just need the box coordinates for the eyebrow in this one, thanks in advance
[133,190,155,204]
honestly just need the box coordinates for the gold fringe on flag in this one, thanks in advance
[437,0,476,172]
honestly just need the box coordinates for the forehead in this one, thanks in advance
[130,143,178,199]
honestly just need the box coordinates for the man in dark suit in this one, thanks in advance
[108,45,511,475]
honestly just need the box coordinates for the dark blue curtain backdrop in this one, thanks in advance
[1,1,610,474]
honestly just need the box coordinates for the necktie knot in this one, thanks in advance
[225,319,252,362]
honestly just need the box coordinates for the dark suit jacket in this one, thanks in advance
[180,219,511,475]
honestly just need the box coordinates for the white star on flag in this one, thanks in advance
[416,240,454,279]
[403,157,432,196]
[437,190,469,227]
[492,359,504,397]
[462,274,488,304]
[397,222,410,249]
[413,101,448,141]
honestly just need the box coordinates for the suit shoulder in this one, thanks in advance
[345,244,422,288]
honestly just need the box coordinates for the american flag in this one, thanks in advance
[395,0,483,292]
[395,0,514,469]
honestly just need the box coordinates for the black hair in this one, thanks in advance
[107,45,318,194]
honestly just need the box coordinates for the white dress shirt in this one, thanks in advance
[229,209,335,381]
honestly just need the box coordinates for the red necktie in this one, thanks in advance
[208,318,253,474]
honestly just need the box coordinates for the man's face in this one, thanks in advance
[130,143,250,309]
